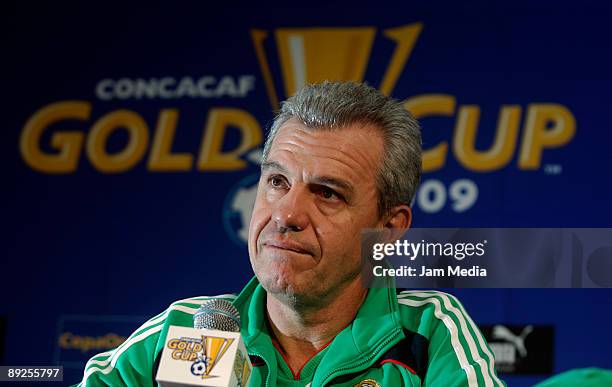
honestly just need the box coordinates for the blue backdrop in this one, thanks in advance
[2,2,612,385]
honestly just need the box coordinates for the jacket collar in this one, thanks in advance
[232,276,405,384]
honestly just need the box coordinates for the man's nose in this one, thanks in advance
[272,185,310,232]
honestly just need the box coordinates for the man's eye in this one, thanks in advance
[320,187,340,201]
[269,176,286,188]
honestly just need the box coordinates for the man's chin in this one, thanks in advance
[257,273,314,304]
[258,273,298,295]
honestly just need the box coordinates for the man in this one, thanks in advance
[77,82,503,386]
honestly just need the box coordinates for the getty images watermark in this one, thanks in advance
[371,238,488,278]
[360,228,612,288]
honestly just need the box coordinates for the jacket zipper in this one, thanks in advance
[248,351,270,387]
[320,329,403,386]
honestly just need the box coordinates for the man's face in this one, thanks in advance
[248,118,385,305]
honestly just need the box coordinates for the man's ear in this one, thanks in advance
[384,204,412,241]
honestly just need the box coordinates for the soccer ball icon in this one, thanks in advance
[191,359,208,376]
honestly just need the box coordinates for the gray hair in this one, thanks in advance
[262,81,422,218]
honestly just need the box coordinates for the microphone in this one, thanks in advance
[155,299,253,387]
[193,299,241,332]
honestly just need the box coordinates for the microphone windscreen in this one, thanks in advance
[193,299,241,332]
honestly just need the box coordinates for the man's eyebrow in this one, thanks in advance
[261,160,288,174]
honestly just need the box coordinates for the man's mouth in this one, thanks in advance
[263,240,312,255]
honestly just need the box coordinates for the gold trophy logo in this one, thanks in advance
[199,335,235,379]
[250,23,423,110]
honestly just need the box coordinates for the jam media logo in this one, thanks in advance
[167,335,234,379]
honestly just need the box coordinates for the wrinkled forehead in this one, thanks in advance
[267,118,384,183]
[272,116,383,146]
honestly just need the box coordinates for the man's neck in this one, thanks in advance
[265,277,368,376]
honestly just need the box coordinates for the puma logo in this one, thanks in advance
[492,325,533,357]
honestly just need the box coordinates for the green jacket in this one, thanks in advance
[77,277,504,386]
